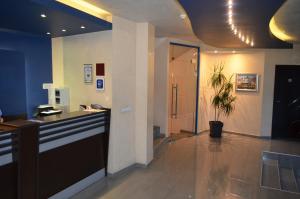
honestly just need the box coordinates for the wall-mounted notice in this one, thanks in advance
[96,63,105,76]
[96,77,105,91]
[84,64,93,84]
[236,73,259,92]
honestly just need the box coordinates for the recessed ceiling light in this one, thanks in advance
[62,29,66,32]
[41,14,47,18]
[180,14,187,19]
[46,32,51,35]
[81,25,86,29]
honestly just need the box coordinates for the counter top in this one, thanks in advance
[0,124,16,134]
[34,110,108,125]
[1,110,110,132]
[0,120,36,133]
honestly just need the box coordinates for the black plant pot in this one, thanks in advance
[209,121,224,138]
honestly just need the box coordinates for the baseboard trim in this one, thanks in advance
[49,169,105,199]
[180,129,194,134]
[224,130,271,139]
[199,129,271,139]
[154,137,169,152]
[107,163,147,178]
[197,130,209,135]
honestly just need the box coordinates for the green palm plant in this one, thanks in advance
[210,63,236,122]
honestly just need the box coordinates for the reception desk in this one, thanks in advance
[0,110,110,199]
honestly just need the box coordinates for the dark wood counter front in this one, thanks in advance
[0,120,39,199]
[0,109,111,199]
[38,110,110,199]
[0,125,18,199]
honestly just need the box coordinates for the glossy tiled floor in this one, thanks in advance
[72,133,300,199]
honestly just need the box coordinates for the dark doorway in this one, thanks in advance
[272,65,300,139]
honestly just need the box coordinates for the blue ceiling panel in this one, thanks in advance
[178,0,292,49]
[0,0,112,38]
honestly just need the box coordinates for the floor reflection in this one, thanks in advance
[72,133,300,199]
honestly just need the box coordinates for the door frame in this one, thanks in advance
[169,42,200,135]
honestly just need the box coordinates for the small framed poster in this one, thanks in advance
[236,73,259,92]
[96,77,105,91]
[84,64,93,83]
[96,63,105,76]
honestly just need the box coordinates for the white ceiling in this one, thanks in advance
[87,0,197,40]
[273,0,300,44]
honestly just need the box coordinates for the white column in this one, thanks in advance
[154,38,169,136]
[135,23,155,165]
[109,16,137,173]
[109,17,155,173]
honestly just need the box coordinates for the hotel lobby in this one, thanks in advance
[0,0,300,198]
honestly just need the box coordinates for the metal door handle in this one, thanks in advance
[171,84,178,118]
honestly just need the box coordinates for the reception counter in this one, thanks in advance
[0,110,111,199]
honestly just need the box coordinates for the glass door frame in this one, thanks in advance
[170,42,200,135]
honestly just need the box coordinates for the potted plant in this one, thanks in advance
[209,63,236,138]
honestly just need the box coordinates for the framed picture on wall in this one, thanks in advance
[96,77,105,91]
[84,64,93,83]
[236,73,259,92]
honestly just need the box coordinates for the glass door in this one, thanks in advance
[168,44,199,136]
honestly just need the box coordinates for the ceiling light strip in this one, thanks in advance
[269,17,294,42]
[227,0,254,47]
[55,0,112,22]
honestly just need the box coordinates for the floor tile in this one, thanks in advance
[72,133,300,199]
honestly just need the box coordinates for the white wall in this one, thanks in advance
[135,23,155,165]
[154,38,169,135]
[200,47,300,137]
[52,37,64,88]
[154,38,300,138]
[109,16,137,173]
[52,21,155,173]
[52,31,112,111]
[109,16,155,173]
[200,45,300,137]
[199,52,265,136]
